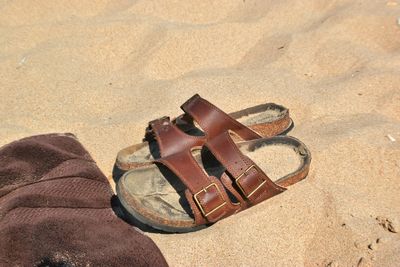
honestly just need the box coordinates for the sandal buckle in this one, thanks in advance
[235,165,266,198]
[193,183,227,218]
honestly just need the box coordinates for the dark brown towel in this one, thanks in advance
[0,133,168,267]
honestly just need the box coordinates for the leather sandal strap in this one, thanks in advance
[147,94,263,160]
[206,131,286,205]
[154,151,239,224]
[180,94,261,140]
[147,116,205,158]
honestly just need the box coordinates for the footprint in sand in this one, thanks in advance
[376,216,399,233]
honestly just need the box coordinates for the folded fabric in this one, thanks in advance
[0,133,168,266]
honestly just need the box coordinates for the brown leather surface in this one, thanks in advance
[206,132,286,205]
[142,95,292,225]
[148,116,205,158]
[155,150,239,224]
[148,94,263,159]
[153,130,287,226]
[181,94,261,140]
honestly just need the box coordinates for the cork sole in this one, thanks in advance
[117,136,311,233]
[115,103,292,171]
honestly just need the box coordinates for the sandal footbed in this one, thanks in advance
[117,136,311,233]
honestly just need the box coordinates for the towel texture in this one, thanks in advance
[0,133,168,266]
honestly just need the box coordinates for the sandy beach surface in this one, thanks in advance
[1,0,400,266]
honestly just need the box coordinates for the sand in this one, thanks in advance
[1,0,399,266]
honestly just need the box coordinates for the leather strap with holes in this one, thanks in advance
[153,131,285,225]
[205,132,286,205]
[147,116,205,158]
[147,94,262,159]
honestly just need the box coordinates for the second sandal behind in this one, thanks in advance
[115,94,293,171]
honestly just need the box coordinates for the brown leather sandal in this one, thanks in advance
[117,133,311,233]
[115,94,293,171]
